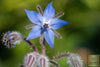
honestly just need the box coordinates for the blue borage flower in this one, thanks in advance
[25,2,71,48]
[3,31,15,48]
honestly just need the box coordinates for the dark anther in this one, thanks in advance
[43,24,49,29]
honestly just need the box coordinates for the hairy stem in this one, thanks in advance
[42,38,46,55]
[22,37,37,52]
[53,53,70,61]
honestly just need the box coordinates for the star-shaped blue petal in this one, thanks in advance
[50,19,71,29]
[26,25,43,40]
[43,1,55,20]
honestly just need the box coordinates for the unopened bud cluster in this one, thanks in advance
[24,52,49,67]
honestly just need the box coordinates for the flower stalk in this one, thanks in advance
[42,38,46,55]
[22,37,37,52]
[53,53,70,61]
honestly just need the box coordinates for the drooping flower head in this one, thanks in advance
[25,2,71,48]
[3,31,22,48]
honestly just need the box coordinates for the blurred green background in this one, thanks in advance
[0,0,100,67]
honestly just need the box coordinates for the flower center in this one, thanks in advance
[43,23,49,29]
[42,20,50,29]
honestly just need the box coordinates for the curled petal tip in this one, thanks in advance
[68,22,72,24]
[24,9,28,13]
[51,45,53,49]
[50,1,53,4]
[25,9,28,11]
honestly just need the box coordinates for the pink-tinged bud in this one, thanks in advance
[24,52,39,67]
[3,31,22,47]
[37,55,49,67]
[10,31,22,44]
[3,31,22,48]
[67,53,83,67]
[33,52,40,58]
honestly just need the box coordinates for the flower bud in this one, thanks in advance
[37,55,49,67]
[3,31,22,48]
[3,31,15,48]
[67,53,83,67]
[9,31,22,44]
[24,52,39,67]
